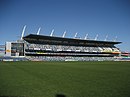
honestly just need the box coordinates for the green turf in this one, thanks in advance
[0,61,130,97]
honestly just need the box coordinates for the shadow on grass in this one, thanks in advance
[56,94,66,97]
[0,94,66,97]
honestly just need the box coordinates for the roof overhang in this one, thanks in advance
[23,34,122,47]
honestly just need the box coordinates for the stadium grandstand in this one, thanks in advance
[3,26,124,61]
[22,34,121,61]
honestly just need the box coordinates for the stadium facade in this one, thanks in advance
[5,33,122,61]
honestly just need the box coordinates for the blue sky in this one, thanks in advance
[0,0,130,52]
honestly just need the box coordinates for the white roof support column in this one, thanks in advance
[37,27,41,35]
[21,25,26,40]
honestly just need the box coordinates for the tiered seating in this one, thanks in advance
[25,44,103,52]
[25,43,119,61]
[27,56,115,61]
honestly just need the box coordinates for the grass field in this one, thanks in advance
[0,61,130,97]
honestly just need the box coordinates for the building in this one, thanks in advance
[4,25,122,61]
[9,34,121,61]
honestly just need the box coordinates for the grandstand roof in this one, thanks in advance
[23,34,121,47]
